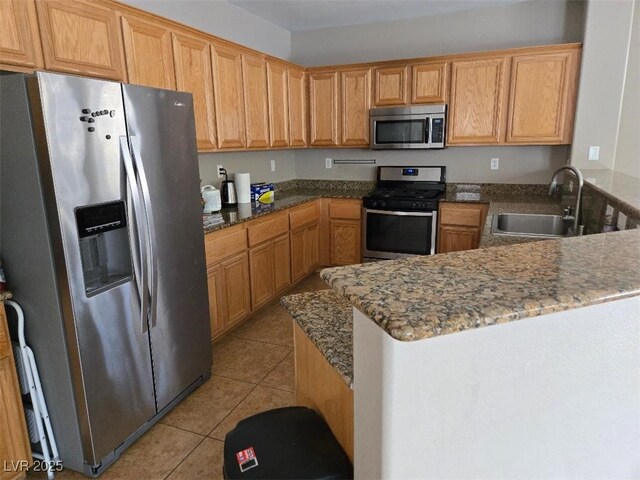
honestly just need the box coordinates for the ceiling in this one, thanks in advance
[227,0,528,32]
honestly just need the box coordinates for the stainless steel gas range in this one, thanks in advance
[362,166,446,261]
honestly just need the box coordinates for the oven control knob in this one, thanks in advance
[371,200,378,208]
[380,201,386,208]
[411,202,418,209]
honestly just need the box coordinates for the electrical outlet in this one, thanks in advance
[588,146,600,161]
[270,159,276,172]
[217,165,224,178]
[325,158,332,169]
[490,157,499,170]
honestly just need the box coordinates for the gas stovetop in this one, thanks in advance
[363,166,446,211]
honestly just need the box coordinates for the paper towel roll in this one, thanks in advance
[235,173,251,203]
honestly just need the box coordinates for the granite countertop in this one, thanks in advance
[321,229,640,342]
[203,186,373,234]
[0,291,12,302]
[281,290,354,388]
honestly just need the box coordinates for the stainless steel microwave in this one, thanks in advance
[370,105,446,149]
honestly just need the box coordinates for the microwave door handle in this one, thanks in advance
[425,118,430,146]
[120,136,149,334]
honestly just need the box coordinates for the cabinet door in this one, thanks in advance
[305,222,320,273]
[273,234,291,295]
[411,61,448,104]
[330,219,361,266]
[0,0,43,71]
[373,66,408,106]
[207,263,225,340]
[341,68,371,146]
[36,0,124,80]
[437,225,480,253]
[506,49,579,144]
[121,15,175,89]
[242,53,270,148]
[0,306,31,480]
[448,56,509,144]
[249,242,274,310]
[309,72,339,146]
[267,61,290,148]
[288,67,307,147]
[173,32,217,151]
[221,252,251,327]
[211,43,246,149]
[290,227,306,283]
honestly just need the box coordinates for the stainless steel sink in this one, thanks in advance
[491,213,573,238]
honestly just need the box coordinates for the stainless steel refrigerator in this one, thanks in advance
[0,71,212,476]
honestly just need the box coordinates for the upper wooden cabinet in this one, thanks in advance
[211,43,246,149]
[0,0,43,71]
[341,68,371,146]
[241,53,270,149]
[309,72,339,146]
[411,61,448,104]
[447,55,509,144]
[505,48,580,144]
[288,67,307,147]
[373,66,408,106]
[35,0,125,80]
[120,14,175,89]
[172,32,217,151]
[266,61,290,148]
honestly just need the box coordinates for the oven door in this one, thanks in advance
[363,208,437,260]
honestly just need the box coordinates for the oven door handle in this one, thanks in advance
[365,209,434,217]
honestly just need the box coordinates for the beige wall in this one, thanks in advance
[613,1,639,178]
[570,0,635,171]
[295,147,568,184]
[291,0,585,66]
[199,150,297,189]
[124,0,292,60]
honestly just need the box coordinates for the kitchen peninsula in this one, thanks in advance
[283,229,640,478]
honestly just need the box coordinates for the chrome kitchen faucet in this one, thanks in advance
[548,165,584,235]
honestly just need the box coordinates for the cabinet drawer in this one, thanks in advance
[247,211,289,247]
[205,224,247,264]
[439,203,485,227]
[290,201,320,229]
[329,200,362,220]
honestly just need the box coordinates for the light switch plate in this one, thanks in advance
[588,146,600,161]
[270,160,276,172]
[490,158,499,170]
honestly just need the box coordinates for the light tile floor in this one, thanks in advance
[28,274,328,480]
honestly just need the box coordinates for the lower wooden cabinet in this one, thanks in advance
[0,303,31,480]
[220,252,251,328]
[249,233,291,310]
[437,202,488,253]
[205,225,251,341]
[326,199,362,266]
[291,223,319,283]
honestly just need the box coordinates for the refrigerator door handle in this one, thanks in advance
[120,136,149,334]
[129,136,159,329]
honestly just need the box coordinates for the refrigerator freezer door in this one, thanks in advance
[122,84,211,411]
[35,72,157,464]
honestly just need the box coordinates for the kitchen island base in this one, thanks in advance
[353,297,640,479]
[293,323,353,461]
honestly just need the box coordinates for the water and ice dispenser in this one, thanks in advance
[75,201,132,296]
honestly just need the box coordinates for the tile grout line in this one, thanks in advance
[162,434,207,480]
[206,382,260,441]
